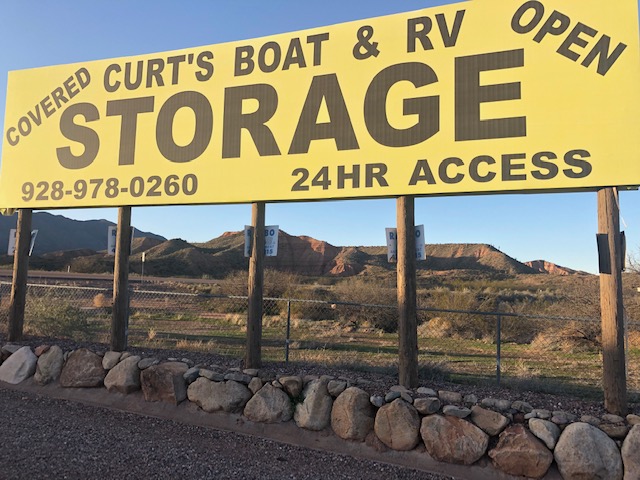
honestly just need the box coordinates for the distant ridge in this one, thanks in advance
[0,213,581,277]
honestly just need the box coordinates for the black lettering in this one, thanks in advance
[436,10,465,47]
[63,76,79,99]
[57,103,100,169]
[409,159,436,185]
[557,23,597,62]
[156,91,213,163]
[307,33,329,66]
[222,84,280,158]
[125,61,144,90]
[146,58,165,88]
[338,165,360,189]
[532,10,571,43]
[289,74,359,154]
[76,67,91,89]
[104,64,121,93]
[51,87,68,109]
[167,55,186,85]
[502,153,527,181]
[106,97,155,166]
[531,152,559,180]
[196,51,215,81]
[37,98,55,119]
[235,45,255,76]
[469,155,497,182]
[455,49,526,141]
[511,1,545,34]
[258,42,282,73]
[564,149,592,178]
[407,17,433,52]
[27,105,42,127]
[17,117,31,136]
[366,163,389,187]
[582,36,627,76]
[283,38,307,70]
[439,157,464,184]
[365,62,439,148]
[6,127,19,147]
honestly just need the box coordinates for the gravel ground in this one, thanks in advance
[1,335,639,480]
[0,387,454,480]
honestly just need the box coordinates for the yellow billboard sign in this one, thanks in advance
[1,0,639,208]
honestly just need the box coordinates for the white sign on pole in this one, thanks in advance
[7,229,38,256]
[107,226,117,255]
[141,251,146,263]
[386,226,426,262]
[244,225,279,257]
[385,228,397,263]
[265,226,279,257]
[7,228,16,256]
[244,226,254,258]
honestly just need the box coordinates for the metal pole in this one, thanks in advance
[285,299,291,365]
[496,314,502,386]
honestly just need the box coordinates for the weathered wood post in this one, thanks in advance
[397,196,419,388]
[597,187,627,415]
[7,209,33,341]
[246,202,266,368]
[111,206,132,352]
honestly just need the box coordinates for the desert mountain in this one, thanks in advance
[0,212,165,256]
[0,213,580,277]
[525,260,583,275]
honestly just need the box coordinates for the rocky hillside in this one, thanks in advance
[0,213,583,278]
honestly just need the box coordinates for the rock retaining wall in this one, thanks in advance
[1,343,639,480]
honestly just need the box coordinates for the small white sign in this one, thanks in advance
[244,225,279,257]
[141,251,146,263]
[385,225,426,262]
[7,229,39,256]
[108,226,117,255]
[265,226,279,257]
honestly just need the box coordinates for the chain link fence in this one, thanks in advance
[1,280,638,398]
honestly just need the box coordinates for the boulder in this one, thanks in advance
[294,378,333,431]
[103,355,141,394]
[438,390,463,405]
[140,362,188,405]
[529,418,561,450]
[1,344,21,362]
[420,415,489,465]
[102,351,122,370]
[187,379,251,413]
[443,405,471,418]
[331,387,375,441]
[327,380,347,397]
[470,406,509,436]
[554,422,623,480]
[60,349,106,388]
[0,346,37,384]
[489,425,553,479]
[34,346,64,386]
[279,376,303,398]
[622,425,640,480]
[248,377,263,395]
[243,384,293,423]
[414,397,441,415]
[374,399,420,451]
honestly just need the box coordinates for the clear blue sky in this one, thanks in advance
[1,0,638,274]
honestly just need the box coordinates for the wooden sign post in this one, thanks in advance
[246,202,266,369]
[397,196,419,388]
[7,209,32,341]
[597,187,627,415]
[111,206,132,352]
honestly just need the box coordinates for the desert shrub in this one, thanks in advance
[25,294,94,341]
[289,288,338,321]
[529,320,602,353]
[333,278,397,332]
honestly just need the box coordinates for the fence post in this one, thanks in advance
[286,299,291,365]
[8,209,33,341]
[496,314,502,386]
[111,206,132,352]
[246,202,266,369]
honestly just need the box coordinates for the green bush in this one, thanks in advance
[25,294,95,341]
